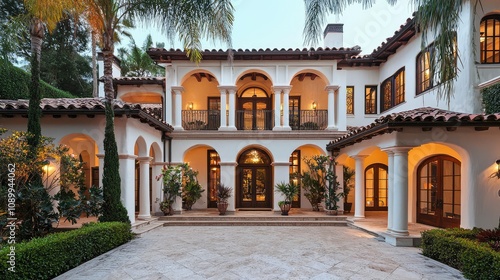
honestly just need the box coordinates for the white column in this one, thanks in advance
[282,87,291,131]
[273,162,290,211]
[164,65,174,124]
[151,162,165,215]
[353,155,368,218]
[337,86,347,131]
[227,87,237,130]
[171,86,184,130]
[96,154,104,188]
[119,154,137,224]
[325,85,338,130]
[137,157,152,220]
[273,88,282,130]
[391,147,412,236]
[384,150,395,232]
[220,162,237,212]
[220,88,227,129]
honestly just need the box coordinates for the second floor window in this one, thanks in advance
[365,86,377,114]
[346,86,354,114]
[480,15,500,64]
[380,68,405,113]
[417,50,432,94]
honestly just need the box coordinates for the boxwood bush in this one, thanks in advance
[421,228,500,280]
[0,59,75,99]
[0,222,132,280]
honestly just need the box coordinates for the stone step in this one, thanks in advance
[158,216,347,222]
[132,221,164,236]
[162,220,348,227]
[131,217,159,230]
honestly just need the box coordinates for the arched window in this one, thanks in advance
[480,15,500,63]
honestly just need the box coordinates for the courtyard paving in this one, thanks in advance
[55,225,464,280]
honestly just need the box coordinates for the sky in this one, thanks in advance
[127,0,416,55]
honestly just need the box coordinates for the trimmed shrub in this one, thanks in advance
[421,228,500,280]
[0,59,75,99]
[0,222,132,280]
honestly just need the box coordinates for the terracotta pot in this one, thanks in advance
[217,201,229,215]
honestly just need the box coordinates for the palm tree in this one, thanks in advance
[303,0,469,103]
[117,34,164,77]
[84,0,234,222]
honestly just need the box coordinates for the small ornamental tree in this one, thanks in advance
[99,102,129,224]
[300,156,327,211]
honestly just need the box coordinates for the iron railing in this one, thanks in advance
[290,110,328,130]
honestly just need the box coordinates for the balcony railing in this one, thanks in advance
[290,110,328,130]
[182,110,220,130]
[181,109,328,131]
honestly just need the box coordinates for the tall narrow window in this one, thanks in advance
[207,150,221,208]
[365,86,377,114]
[480,15,500,64]
[289,150,301,208]
[416,50,432,94]
[380,68,405,112]
[346,86,354,114]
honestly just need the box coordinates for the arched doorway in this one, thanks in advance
[236,148,272,208]
[365,163,388,211]
[417,155,461,228]
[237,87,272,130]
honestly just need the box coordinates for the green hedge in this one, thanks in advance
[0,59,75,99]
[421,228,500,280]
[0,222,132,280]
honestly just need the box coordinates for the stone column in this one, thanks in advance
[353,155,368,218]
[282,87,292,131]
[272,162,291,211]
[325,85,338,130]
[219,88,227,129]
[227,87,237,130]
[119,154,137,224]
[383,150,395,232]
[273,88,282,130]
[220,162,237,212]
[391,147,412,236]
[171,86,184,130]
[151,162,165,215]
[137,157,152,220]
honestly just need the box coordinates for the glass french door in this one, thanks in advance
[417,155,461,228]
[207,150,220,208]
[207,97,220,130]
[237,149,272,208]
[289,97,300,130]
[365,164,388,211]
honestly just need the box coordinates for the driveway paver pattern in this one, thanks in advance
[55,226,465,280]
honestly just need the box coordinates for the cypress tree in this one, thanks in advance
[27,52,42,184]
[99,101,130,223]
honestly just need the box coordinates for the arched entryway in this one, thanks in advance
[237,87,272,130]
[236,148,272,208]
[365,163,388,211]
[417,155,461,228]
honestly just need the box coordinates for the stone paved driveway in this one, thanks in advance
[55,226,464,279]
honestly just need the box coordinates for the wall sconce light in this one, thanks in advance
[312,101,317,111]
[480,32,485,43]
[188,102,193,110]
[490,159,500,179]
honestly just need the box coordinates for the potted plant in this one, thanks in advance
[274,182,299,215]
[181,166,204,210]
[343,166,355,213]
[157,165,183,215]
[324,156,344,215]
[216,184,232,215]
[300,156,327,211]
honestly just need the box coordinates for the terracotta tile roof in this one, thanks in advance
[0,98,172,132]
[147,47,362,62]
[113,77,165,85]
[327,107,500,150]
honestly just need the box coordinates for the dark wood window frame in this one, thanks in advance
[289,150,301,208]
[380,67,405,113]
[346,86,354,115]
[207,150,221,208]
[416,48,434,95]
[364,85,377,114]
[480,14,500,64]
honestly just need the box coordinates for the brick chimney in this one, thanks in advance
[323,23,344,48]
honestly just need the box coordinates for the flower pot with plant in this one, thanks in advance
[275,182,299,215]
[181,166,204,210]
[300,156,327,211]
[216,184,232,215]
[324,156,344,215]
[157,165,183,215]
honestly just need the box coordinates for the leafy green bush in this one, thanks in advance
[482,83,500,114]
[0,222,132,280]
[421,228,500,280]
[0,59,75,99]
